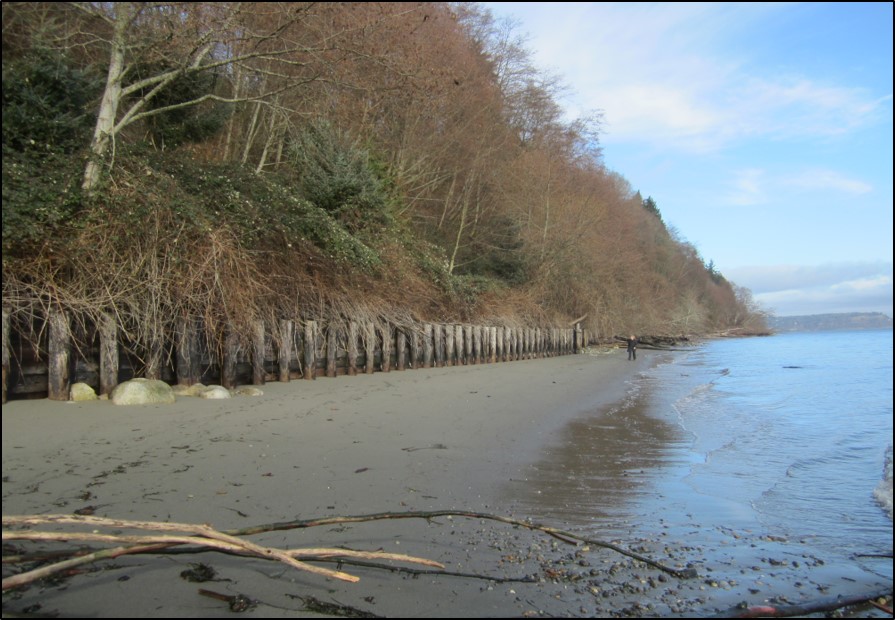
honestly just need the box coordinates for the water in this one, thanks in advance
[511,329,893,578]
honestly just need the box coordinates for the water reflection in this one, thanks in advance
[507,379,689,534]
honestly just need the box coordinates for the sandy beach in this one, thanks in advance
[2,351,891,617]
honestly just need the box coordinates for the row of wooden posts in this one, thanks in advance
[1,310,591,404]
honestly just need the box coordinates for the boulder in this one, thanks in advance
[110,378,176,406]
[70,382,98,401]
[197,385,231,399]
[172,383,207,397]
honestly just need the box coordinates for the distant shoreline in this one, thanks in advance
[768,311,893,332]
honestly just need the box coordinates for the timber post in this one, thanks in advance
[380,323,392,372]
[278,319,294,383]
[2,309,9,404]
[99,313,119,395]
[48,309,71,401]
[176,317,201,386]
[347,321,359,376]
[423,324,433,368]
[396,327,406,371]
[222,329,239,389]
[364,322,376,375]
[253,320,266,385]
[304,320,317,380]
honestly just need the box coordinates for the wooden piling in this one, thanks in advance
[99,313,119,395]
[326,322,338,378]
[410,328,420,369]
[396,328,406,371]
[253,320,266,385]
[444,324,455,367]
[304,320,317,380]
[48,310,71,401]
[176,317,201,386]
[423,324,433,368]
[380,323,392,372]
[222,329,239,389]
[433,324,443,367]
[347,321,359,376]
[364,322,376,375]
[278,319,294,383]
[2,309,9,404]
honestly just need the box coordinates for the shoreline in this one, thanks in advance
[3,351,891,617]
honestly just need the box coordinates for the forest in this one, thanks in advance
[2,2,768,364]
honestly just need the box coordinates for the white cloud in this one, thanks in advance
[495,4,891,152]
[727,262,893,316]
[783,169,873,195]
[724,169,767,206]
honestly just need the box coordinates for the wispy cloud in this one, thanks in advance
[783,169,873,195]
[726,262,894,316]
[725,169,767,206]
[510,4,891,152]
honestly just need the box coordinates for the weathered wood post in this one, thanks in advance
[454,325,464,365]
[347,321,359,376]
[433,324,443,367]
[99,313,119,395]
[364,322,376,375]
[489,327,497,363]
[496,326,504,362]
[380,323,392,372]
[326,322,339,378]
[222,329,239,389]
[304,320,317,380]
[48,309,71,401]
[2,309,9,404]
[423,324,434,368]
[176,317,201,386]
[444,324,455,367]
[253,320,266,385]
[463,325,475,364]
[396,327,406,371]
[409,327,420,369]
[471,326,480,364]
[278,319,294,383]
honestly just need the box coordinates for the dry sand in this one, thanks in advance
[2,351,891,617]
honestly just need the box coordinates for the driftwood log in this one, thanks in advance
[2,510,694,594]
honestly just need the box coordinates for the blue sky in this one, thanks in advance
[482,2,893,317]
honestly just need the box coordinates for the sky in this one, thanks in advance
[482,2,893,317]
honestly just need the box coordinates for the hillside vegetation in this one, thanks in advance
[2,2,767,352]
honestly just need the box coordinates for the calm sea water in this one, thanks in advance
[512,329,893,576]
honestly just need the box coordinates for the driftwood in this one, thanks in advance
[2,510,694,597]
[1,514,442,590]
[709,590,893,618]
[2,511,696,595]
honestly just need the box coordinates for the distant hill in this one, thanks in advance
[769,312,893,332]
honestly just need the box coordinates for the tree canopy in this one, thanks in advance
[1,1,767,340]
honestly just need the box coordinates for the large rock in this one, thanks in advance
[110,378,176,406]
[197,385,231,399]
[70,382,98,401]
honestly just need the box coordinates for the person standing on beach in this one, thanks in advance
[626,335,638,361]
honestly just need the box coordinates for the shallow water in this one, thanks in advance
[509,330,893,582]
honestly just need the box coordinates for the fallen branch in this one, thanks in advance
[2,514,441,591]
[2,509,692,595]
[225,510,697,579]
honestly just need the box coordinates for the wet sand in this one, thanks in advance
[2,351,891,617]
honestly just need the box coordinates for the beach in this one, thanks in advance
[2,350,891,617]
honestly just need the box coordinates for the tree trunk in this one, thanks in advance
[82,4,131,194]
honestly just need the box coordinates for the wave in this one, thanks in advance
[874,445,893,520]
